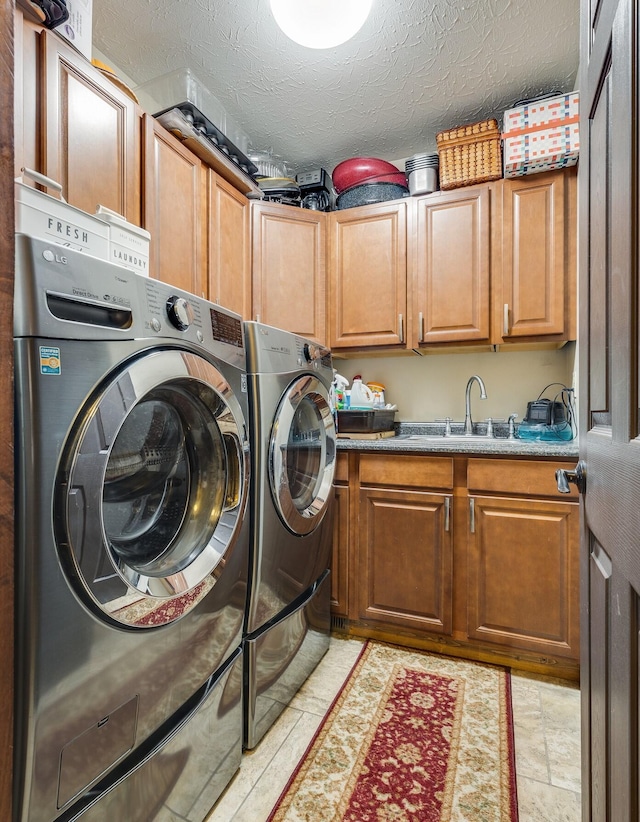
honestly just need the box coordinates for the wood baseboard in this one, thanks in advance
[330,622,580,683]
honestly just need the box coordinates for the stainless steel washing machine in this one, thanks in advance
[13,234,251,822]
[243,321,336,750]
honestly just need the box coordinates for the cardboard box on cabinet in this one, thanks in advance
[53,0,93,61]
[502,92,580,177]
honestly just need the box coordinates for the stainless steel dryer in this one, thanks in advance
[13,234,251,822]
[243,321,336,750]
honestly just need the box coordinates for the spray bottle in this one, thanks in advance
[331,371,350,410]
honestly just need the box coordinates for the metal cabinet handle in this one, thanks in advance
[398,313,404,343]
[444,497,451,532]
[469,498,475,533]
[503,303,510,336]
[418,311,424,342]
[556,461,587,495]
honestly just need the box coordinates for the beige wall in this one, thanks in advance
[335,344,577,423]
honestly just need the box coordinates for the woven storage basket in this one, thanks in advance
[436,118,502,190]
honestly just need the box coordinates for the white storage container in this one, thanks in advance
[15,170,109,258]
[95,206,151,276]
[134,67,227,133]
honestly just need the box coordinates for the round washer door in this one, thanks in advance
[55,348,249,628]
[269,374,336,536]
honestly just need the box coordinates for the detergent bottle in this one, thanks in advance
[350,375,374,408]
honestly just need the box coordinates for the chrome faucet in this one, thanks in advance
[464,375,487,435]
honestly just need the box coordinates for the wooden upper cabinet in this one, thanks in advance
[41,31,141,223]
[329,201,408,350]
[143,115,205,294]
[207,171,251,319]
[495,168,577,343]
[413,186,491,346]
[251,202,326,343]
[15,10,41,178]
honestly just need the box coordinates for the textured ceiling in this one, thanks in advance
[92,0,580,176]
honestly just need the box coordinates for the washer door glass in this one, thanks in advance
[57,349,248,627]
[269,375,336,535]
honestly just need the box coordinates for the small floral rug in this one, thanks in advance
[267,641,518,822]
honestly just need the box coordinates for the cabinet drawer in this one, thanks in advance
[360,454,453,490]
[467,458,579,499]
[334,453,349,484]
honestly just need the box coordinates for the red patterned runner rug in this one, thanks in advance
[267,641,518,822]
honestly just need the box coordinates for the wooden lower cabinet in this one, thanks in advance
[357,487,453,634]
[330,453,350,620]
[331,483,350,619]
[467,494,579,660]
[333,450,580,679]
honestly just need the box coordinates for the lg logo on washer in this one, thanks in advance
[42,249,68,265]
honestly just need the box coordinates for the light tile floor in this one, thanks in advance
[206,636,581,822]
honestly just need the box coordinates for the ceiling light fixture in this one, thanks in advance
[269,0,373,49]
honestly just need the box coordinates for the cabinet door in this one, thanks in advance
[414,186,490,345]
[207,171,251,318]
[467,494,579,660]
[330,483,350,620]
[358,487,452,634]
[496,168,577,342]
[15,10,41,178]
[41,31,141,223]
[329,201,408,349]
[251,202,326,343]
[143,115,205,294]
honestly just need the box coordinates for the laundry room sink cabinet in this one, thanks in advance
[333,449,580,680]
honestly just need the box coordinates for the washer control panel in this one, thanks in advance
[15,235,245,358]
